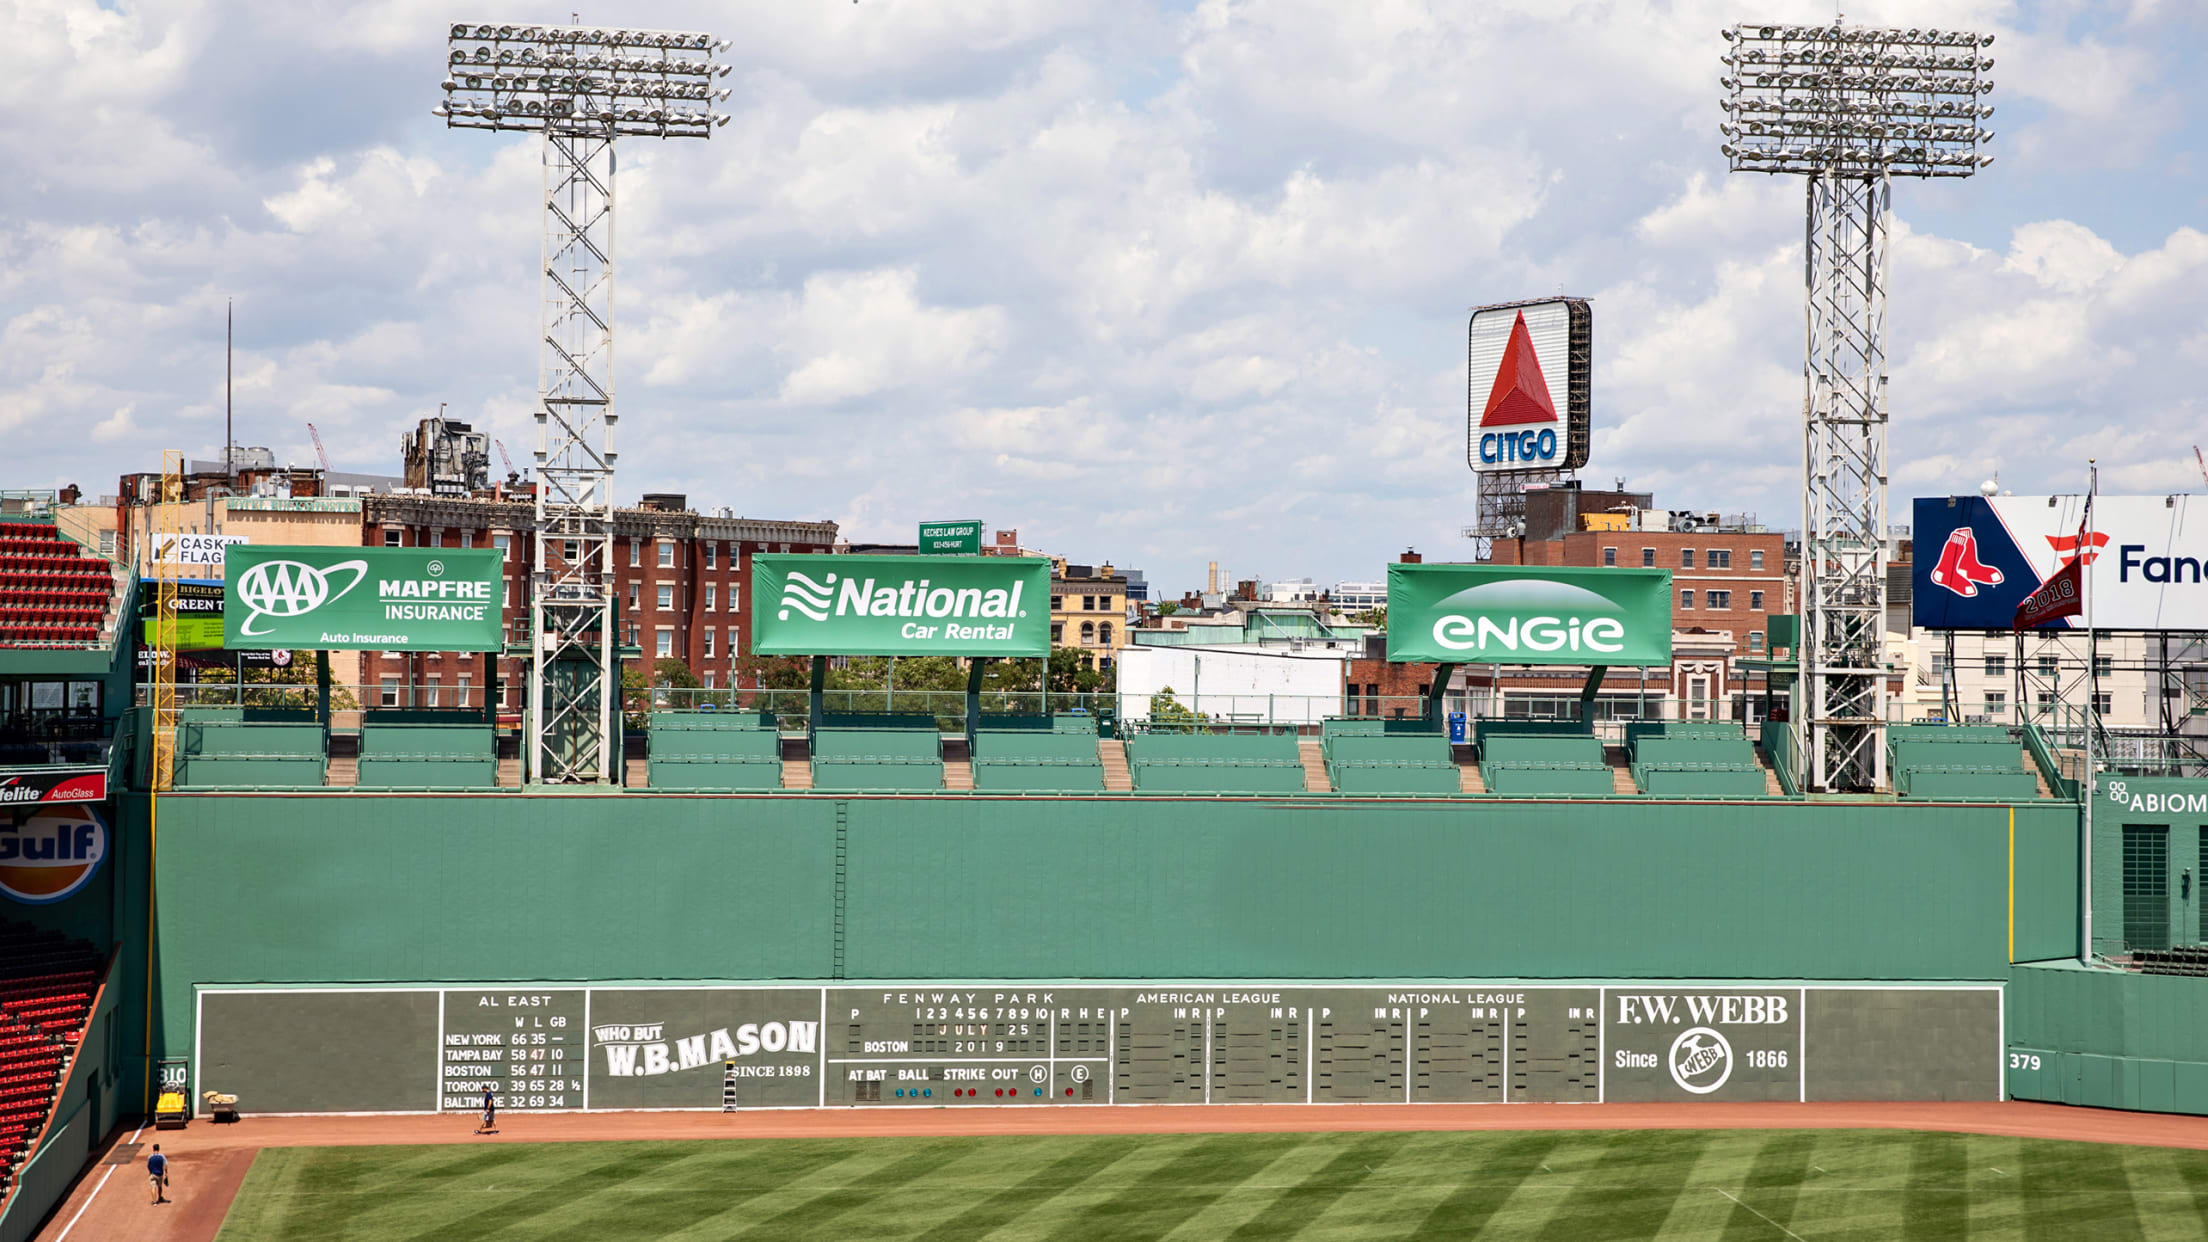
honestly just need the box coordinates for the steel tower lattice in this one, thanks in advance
[437,21,729,782]
[1721,20,1995,790]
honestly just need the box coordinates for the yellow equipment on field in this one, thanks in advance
[153,1091,189,1130]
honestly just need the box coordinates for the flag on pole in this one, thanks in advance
[2016,492,2092,628]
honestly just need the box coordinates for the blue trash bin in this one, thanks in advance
[1447,712,1467,745]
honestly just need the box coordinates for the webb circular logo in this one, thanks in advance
[0,807,108,905]
[1668,1027,1733,1094]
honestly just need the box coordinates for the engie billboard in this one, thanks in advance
[1386,564,1672,666]
[751,554,1052,658]
[224,546,505,651]
[1911,495,2206,631]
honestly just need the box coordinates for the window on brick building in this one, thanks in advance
[424,679,440,707]
[629,538,641,566]
[657,585,674,611]
[1681,549,1695,569]
[562,539,580,563]
[1749,632,1764,652]
[380,678,399,707]
[728,627,740,657]
[703,629,715,658]
[1707,590,1730,609]
[494,534,510,560]
[1750,590,1764,611]
[1710,549,1730,569]
[705,542,717,569]
[656,628,673,658]
[1642,548,1655,567]
[1751,549,1765,571]
[703,673,715,690]
[1680,589,1695,609]
[704,584,716,612]
[461,530,474,549]
[384,528,402,547]
[729,585,740,612]
[1603,547,1616,566]
[628,582,639,610]
[658,540,675,568]
[457,676,471,707]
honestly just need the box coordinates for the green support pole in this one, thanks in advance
[1579,666,1608,730]
[810,656,827,731]
[966,658,990,744]
[1425,662,1458,732]
[315,650,330,727]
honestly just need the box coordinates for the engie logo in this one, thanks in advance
[1669,1027,1733,1095]
[0,807,108,905]
[1427,579,1628,655]
[235,559,368,636]
[594,1019,819,1076]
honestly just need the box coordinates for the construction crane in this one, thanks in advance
[496,438,521,481]
[307,422,331,473]
[2195,445,2206,490]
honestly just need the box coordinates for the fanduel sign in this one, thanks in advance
[225,546,505,652]
[751,554,1052,657]
[1385,564,1673,666]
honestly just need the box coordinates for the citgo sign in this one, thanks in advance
[1385,564,1673,666]
[0,806,108,905]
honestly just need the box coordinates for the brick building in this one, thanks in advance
[361,494,835,710]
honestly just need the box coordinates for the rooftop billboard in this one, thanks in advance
[1467,298,1591,475]
[751,554,1051,658]
[224,546,504,651]
[1911,495,2205,631]
[1386,563,1672,666]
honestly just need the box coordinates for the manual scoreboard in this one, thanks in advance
[193,982,2001,1115]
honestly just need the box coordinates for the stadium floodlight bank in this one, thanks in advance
[1720,24,1995,178]
[1720,20,1994,794]
[436,20,726,783]
[436,23,733,138]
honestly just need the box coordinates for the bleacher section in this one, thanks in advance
[2130,946,2208,977]
[1888,724,2041,800]
[355,717,499,789]
[1624,722,1766,797]
[1319,718,1457,795]
[0,522,115,646]
[1479,731,1611,796]
[174,708,327,788]
[646,712,781,790]
[1123,730,1304,794]
[811,715,944,791]
[0,920,99,1200]
[970,717,1104,792]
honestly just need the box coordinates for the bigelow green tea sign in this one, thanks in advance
[1386,563,1672,665]
[752,554,1050,657]
[225,546,505,651]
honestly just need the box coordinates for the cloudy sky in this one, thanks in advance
[7,0,2204,594]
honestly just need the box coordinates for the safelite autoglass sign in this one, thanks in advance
[751,554,1051,658]
[224,546,505,652]
[1385,563,1673,666]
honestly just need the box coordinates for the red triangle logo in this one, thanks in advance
[1479,310,1559,428]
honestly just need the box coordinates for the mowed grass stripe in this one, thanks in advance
[214,1128,2208,1242]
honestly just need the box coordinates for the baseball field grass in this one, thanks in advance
[212,1128,2208,1240]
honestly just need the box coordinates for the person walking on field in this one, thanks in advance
[147,1143,169,1204]
[476,1086,496,1135]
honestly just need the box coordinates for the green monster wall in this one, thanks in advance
[2007,961,2208,1113]
[128,793,2079,1076]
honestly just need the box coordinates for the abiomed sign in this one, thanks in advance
[1386,564,1672,666]
[225,546,504,652]
[752,554,1050,658]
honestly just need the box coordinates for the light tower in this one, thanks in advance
[436,21,730,782]
[1720,21,1995,791]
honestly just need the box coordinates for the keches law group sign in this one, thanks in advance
[751,554,1051,658]
[225,546,506,652]
[1386,563,1673,666]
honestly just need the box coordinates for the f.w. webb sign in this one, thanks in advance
[1385,563,1673,666]
[751,554,1052,658]
[225,546,505,652]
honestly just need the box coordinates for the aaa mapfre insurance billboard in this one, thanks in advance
[1467,298,1591,474]
[1912,495,2206,631]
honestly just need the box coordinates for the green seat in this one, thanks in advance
[356,722,496,789]
[1482,761,1613,796]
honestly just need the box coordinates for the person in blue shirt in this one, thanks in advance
[476,1086,496,1134]
[147,1144,169,1204]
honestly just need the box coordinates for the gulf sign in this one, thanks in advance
[1467,298,1591,474]
[1912,495,2206,632]
[0,806,108,905]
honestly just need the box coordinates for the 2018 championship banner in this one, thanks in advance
[1385,564,1673,666]
[224,546,505,651]
[751,554,1052,658]
[1912,495,2205,631]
